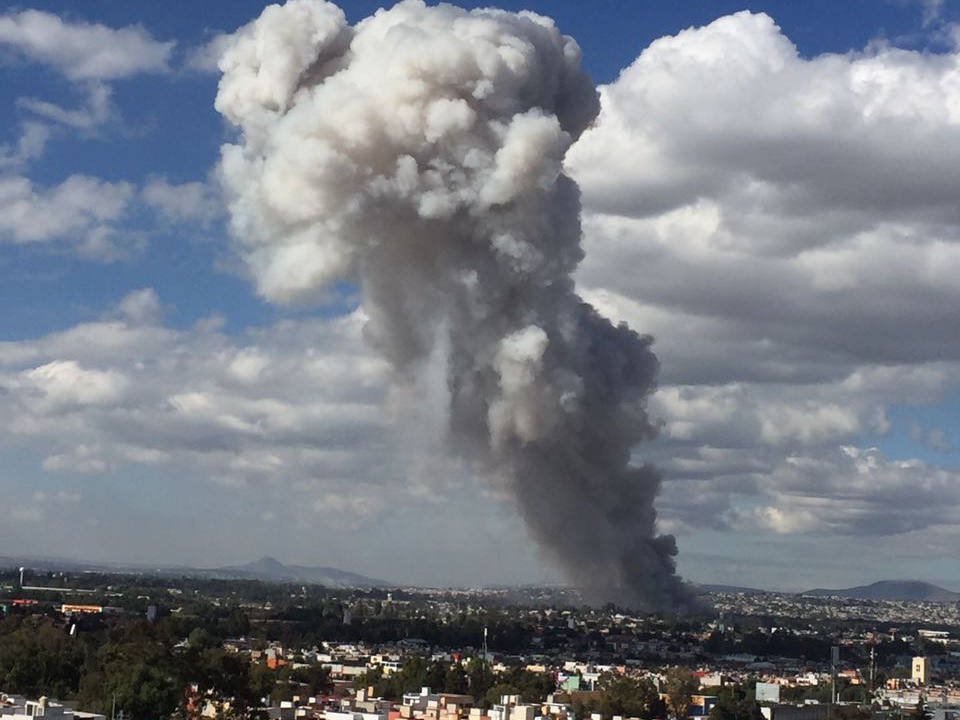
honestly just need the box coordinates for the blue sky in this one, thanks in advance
[0,0,959,594]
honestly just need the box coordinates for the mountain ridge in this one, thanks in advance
[0,555,390,588]
[801,580,960,602]
[214,556,390,587]
[0,555,957,598]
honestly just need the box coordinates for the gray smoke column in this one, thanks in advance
[216,0,689,611]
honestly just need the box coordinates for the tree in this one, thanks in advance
[397,656,433,695]
[444,663,469,694]
[289,664,332,696]
[187,627,219,650]
[0,616,88,698]
[467,657,495,705]
[74,625,181,720]
[79,659,180,720]
[498,668,556,704]
[249,662,276,704]
[485,683,520,708]
[424,660,448,693]
[184,647,267,719]
[709,685,762,720]
[570,672,666,720]
[665,667,699,720]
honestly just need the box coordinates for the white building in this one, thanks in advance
[0,696,105,720]
[325,712,385,720]
[488,695,538,720]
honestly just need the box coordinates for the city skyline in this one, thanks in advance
[0,0,959,595]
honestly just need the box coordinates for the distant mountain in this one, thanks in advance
[212,556,389,588]
[0,555,148,574]
[0,554,391,589]
[802,580,960,602]
[698,583,769,595]
[5,554,955,599]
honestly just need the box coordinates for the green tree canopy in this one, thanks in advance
[664,667,699,720]
[571,672,666,720]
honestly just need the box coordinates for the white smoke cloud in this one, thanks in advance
[216,0,688,610]
[185,32,234,74]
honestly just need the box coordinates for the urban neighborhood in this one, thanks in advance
[0,569,958,720]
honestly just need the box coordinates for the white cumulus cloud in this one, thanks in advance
[566,11,960,542]
[0,174,136,259]
[0,9,173,80]
[142,177,222,226]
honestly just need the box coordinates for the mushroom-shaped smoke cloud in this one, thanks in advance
[216,0,690,611]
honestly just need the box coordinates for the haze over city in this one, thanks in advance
[0,0,959,597]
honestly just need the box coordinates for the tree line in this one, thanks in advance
[0,611,330,720]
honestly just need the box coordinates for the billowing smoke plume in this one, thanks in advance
[216,0,689,611]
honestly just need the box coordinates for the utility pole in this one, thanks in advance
[831,646,839,705]
[481,626,489,695]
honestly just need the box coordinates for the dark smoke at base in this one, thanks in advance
[216,0,691,611]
